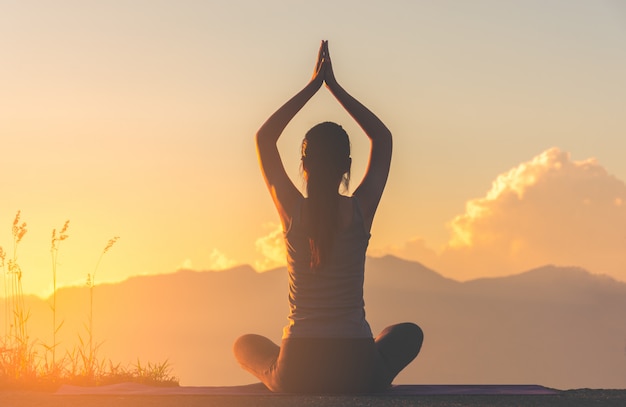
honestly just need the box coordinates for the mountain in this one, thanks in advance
[8,256,626,389]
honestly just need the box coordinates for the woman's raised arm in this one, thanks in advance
[322,42,392,229]
[256,42,326,228]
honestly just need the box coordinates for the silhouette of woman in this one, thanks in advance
[233,41,423,393]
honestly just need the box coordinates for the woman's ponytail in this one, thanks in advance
[301,122,351,270]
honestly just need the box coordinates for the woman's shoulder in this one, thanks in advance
[348,192,375,232]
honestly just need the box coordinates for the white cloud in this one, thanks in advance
[390,148,626,281]
[254,222,287,271]
[177,249,238,272]
[207,248,237,271]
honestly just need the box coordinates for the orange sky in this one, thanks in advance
[1,1,626,297]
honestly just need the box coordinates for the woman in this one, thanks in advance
[233,41,423,393]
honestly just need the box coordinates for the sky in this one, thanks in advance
[1,0,625,298]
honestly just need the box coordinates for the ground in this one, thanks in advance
[2,389,626,407]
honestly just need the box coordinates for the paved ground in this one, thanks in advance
[2,389,626,407]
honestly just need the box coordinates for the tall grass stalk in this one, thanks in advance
[5,211,30,379]
[0,246,6,342]
[49,220,69,370]
[85,236,119,376]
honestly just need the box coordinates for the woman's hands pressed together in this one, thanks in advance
[311,40,339,89]
[320,40,338,90]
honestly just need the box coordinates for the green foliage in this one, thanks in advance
[0,212,179,390]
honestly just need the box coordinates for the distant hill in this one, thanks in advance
[10,256,626,389]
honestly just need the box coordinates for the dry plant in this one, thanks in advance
[0,211,32,382]
[83,235,119,377]
[47,220,69,372]
[0,213,178,389]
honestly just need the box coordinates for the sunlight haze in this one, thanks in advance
[1,0,625,297]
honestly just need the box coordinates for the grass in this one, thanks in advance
[0,211,179,390]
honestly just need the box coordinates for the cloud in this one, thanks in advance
[254,222,287,271]
[177,258,194,270]
[178,249,237,272]
[388,148,626,281]
[206,248,237,271]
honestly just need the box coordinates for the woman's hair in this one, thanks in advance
[301,122,351,270]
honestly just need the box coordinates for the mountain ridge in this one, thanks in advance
[42,254,625,302]
[7,255,625,389]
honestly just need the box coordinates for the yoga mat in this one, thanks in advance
[55,382,559,396]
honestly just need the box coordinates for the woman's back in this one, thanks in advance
[283,196,372,339]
